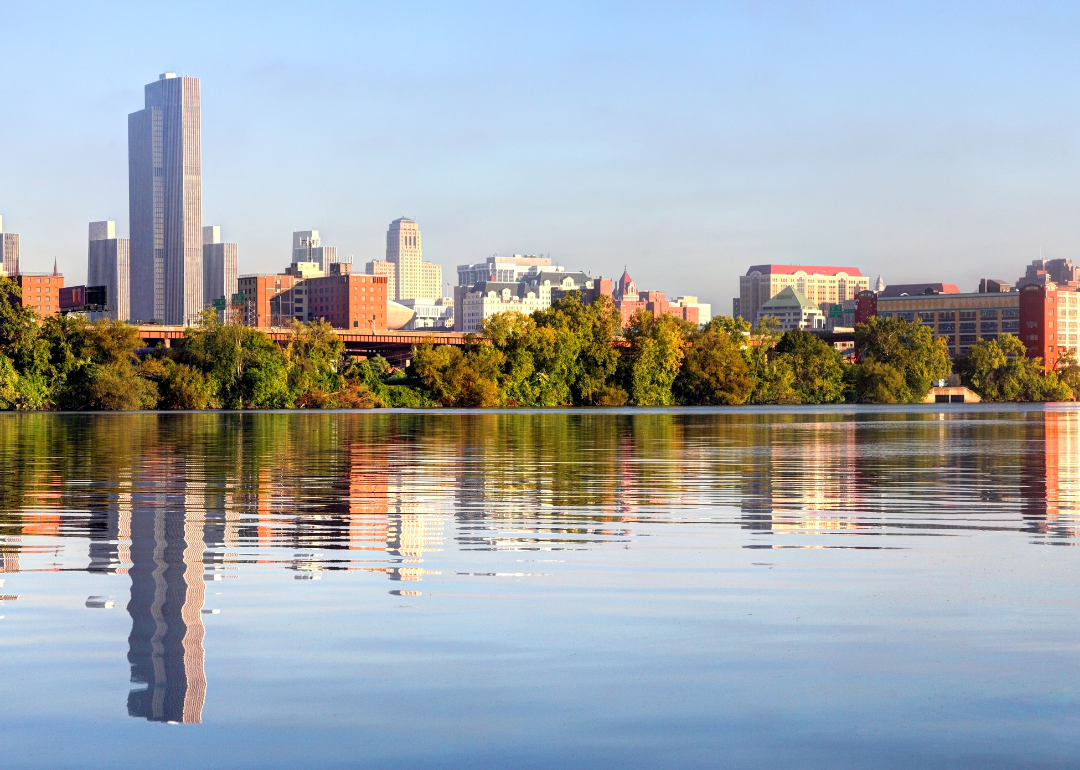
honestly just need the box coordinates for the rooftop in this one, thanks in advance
[879,283,960,297]
[746,264,864,277]
[761,286,819,311]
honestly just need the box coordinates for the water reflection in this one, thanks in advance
[1,407,1080,725]
[126,500,207,723]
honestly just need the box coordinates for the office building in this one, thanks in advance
[11,267,64,317]
[237,273,299,328]
[384,217,442,300]
[455,271,604,333]
[0,216,18,276]
[202,226,238,309]
[1017,258,1080,291]
[613,269,699,327]
[88,220,130,321]
[1020,284,1080,372]
[879,283,960,297]
[129,72,203,325]
[291,230,338,272]
[673,296,712,325]
[738,265,869,325]
[873,291,1021,358]
[269,268,397,330]
[758,287,823,331]
[399,297,454,330]
[456,255,557,286]
[365,259,396,299]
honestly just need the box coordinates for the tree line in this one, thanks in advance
[0,277,1074,410]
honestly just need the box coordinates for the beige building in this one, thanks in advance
[876,292,1021,357]
[739,264,868,325]
[366,259,396,299]
[759,287,824,330]
[382,217,442,301]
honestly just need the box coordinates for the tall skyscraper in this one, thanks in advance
[88,220,131,321]
[0,216,20,276]
[128,73,203,325]
[202,225,238,307]
[385,217,442,300]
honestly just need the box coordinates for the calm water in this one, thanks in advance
[2,406,1080,769]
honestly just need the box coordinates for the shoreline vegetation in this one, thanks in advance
[0,277,1075,411]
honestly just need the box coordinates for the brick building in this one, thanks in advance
[11,270,65,317]
[614,270,699,327]
[270,268,390,331]
[237,273,300,328]
[1019,284,1080,372]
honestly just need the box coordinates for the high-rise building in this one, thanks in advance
[0,216,20,276]
[1017,258,1080,291]
[202,225,238,309]
[385,217,442,300]
[365,259,396,299]
[88,220,131,321]
[128,73,203,325]
[738,265,869,326]
[291,230,338,272]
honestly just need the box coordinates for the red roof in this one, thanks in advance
[745,264,864,277]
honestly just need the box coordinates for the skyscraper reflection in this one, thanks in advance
[126,497,207,723]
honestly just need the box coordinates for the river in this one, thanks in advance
[1,406,1078,768]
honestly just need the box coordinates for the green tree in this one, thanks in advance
[744,317,797,404]
[179,310,291,408]
[532,293,624,405]
[0,276,55,407]
[1053,348,1080,398]
[854,316,950,402]
[850,361,906,404]
[285,321,346,407]
[620,310,691,406]
[961,334,1072,402]
[774,329,847,404]
[411,342,503,407]
[673,316,752,405]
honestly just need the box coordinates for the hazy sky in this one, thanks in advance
[3,1,1080,311]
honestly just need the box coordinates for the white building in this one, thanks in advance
[398,297,454,330]
[758,287,824,331]
[456,255,560,286]
[673,296,712,325]
[454,271,599,333]
[203,226,238,308]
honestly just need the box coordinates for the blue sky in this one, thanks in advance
[2,1,1080,310]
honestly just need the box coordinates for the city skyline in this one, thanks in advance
[7,4,1080,310]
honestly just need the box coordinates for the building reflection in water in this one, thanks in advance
[1022,410,1080,540]
[125,493,207,724]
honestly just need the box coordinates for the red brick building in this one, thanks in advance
[237,273,300,328]
[11,272,65,317]
[614,270,699,328]
[271,269,390,331]
[1019,283,1080,372]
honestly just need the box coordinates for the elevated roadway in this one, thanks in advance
[137,325,471,365]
